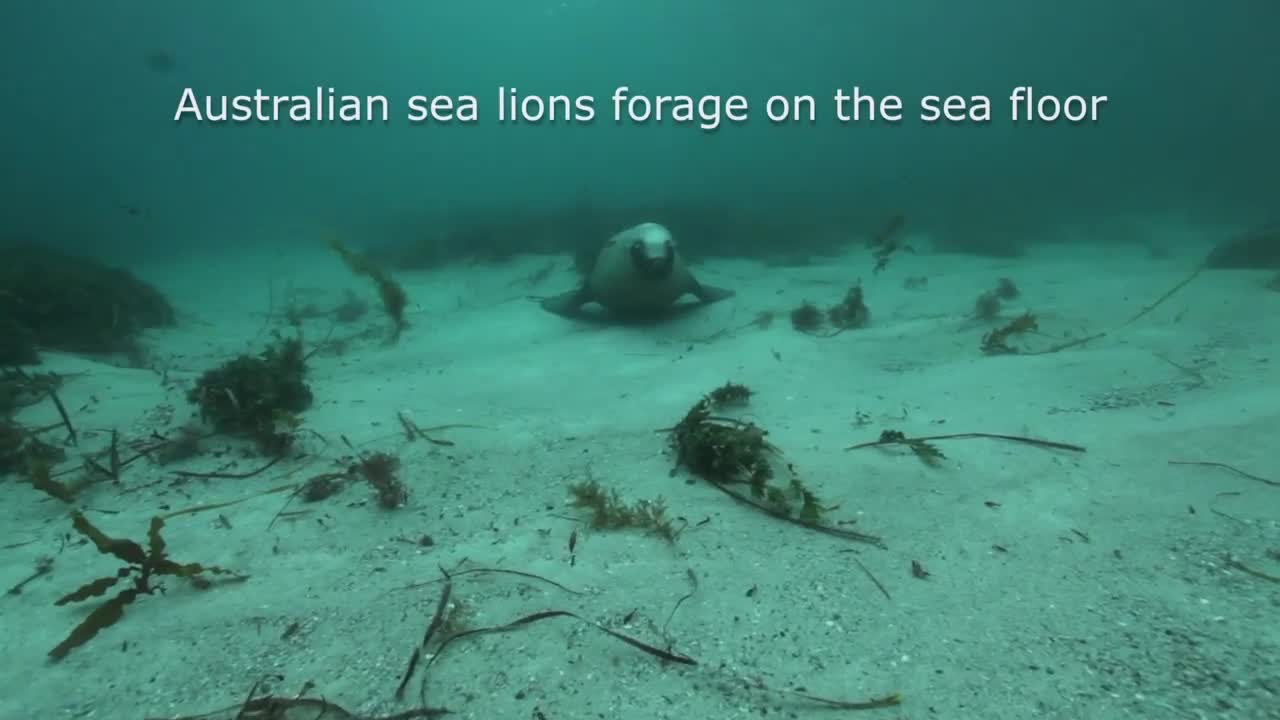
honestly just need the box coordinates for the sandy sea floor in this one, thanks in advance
[3,236,1278,720]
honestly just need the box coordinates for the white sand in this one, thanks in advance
[3,238,1277,720]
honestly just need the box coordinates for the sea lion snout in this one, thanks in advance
[629,237,675,279]
[628,224,676,280]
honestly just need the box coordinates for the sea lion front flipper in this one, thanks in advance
[540,286,594,318]
[691,281,735,304]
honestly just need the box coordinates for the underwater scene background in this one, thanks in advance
[4,1,1277,262]
[1,2,1277,720]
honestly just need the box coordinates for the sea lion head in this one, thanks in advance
[627,223,676,280]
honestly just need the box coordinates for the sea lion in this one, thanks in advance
[540,222,734,322]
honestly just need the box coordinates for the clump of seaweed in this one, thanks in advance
[973,290,1001,320]
[827,282,870,329]
[151,422,207,465]
[789,284,870,337]
[567,478,680,543]
[669,382,882,545]
[708,380,753,406]
[354,451,408,509]
[48,511,246,660]
[301,471,349,503]
[994,277,1020,299]
[273,446,410,523]
[0,243,175,365]
[188,338,312,455]
[789,302,824,332]
[973,278,1020,321]
[329,238,408,342]
[981,312,1038,354]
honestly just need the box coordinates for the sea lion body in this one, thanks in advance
[541,222,733,321]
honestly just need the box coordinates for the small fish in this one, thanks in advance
[116,202,150,219]
[144,50,176,74]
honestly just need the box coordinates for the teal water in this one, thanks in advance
[3,2,1276,260]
